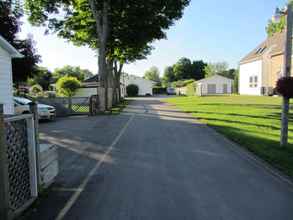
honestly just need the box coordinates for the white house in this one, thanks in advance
[239,32,287,96]
[74,74,155,98]
[74,75,99,97]
[121,74,155,96]
[196,75,233,96]
[0,35,22,114]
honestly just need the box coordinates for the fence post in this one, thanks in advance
[0,104,10,220]
[29,102,41,187]
[68,97,72,114]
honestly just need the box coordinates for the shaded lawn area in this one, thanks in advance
[165,95,293,177]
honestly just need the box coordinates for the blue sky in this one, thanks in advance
[19,0,287,76]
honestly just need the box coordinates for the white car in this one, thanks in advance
[14,97,56,120]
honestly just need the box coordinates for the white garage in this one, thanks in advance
[0,35,22,114]
[121,74,155,96]
[196,75,234,96]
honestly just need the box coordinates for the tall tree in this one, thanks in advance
[28,66,52,90]
[205,62,229,77]
[144,66,161,86]
[173,57,193,80]
[191,60,207,80]
[163,66,176,85]
[0,1,41,85]
[53,65,93,82]
[218,68,237,79]
[25,0,190,109]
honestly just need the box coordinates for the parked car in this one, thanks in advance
[166,87,176,95]
[14,97,56,120]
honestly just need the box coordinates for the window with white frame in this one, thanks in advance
[249,76,258,88]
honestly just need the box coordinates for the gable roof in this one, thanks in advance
[197,74,233,83]
[83,74,99,82]
[240,32,284,65]
[0,35,23,58]
[125,74,156,84]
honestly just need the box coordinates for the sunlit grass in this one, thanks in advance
[165,95,293,177]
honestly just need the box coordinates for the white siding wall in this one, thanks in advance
[196,75,233,96]
[123,76,153,96]
[0,46,14,114]
[239,60,262,95]
[74,88,97,97]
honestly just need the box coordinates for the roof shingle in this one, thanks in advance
[240,32,284,64]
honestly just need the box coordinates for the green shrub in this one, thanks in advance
[186,82,197,96]
[56,76,81,97]
[126,84,139,97]
[29,84,43,97]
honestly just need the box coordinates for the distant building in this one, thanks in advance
[239,32,290,96]
[74,74,155,98]
[121,74,155,97]
[196,75,233,96]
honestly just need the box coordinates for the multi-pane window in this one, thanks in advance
[249,76,258,88]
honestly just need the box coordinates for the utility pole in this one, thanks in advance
[280,3,293,146]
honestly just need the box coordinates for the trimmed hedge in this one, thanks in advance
[126,84,139,97]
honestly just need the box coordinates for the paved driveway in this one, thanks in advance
[23,97,293,220]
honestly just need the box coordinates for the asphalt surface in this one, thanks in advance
[22,97,293,220]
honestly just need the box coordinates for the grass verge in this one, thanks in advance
[165,95,293,177]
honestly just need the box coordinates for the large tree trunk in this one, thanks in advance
[113,60,124,104]
[89,0,109,112]
[107,59,114,108]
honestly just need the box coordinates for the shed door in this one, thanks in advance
[223,84,228,93]
[207,84,216,94]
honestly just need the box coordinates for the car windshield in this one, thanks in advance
[14,97,32,105]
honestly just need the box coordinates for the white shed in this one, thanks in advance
[196,75,234,96]
[121,74,155,96]
[0,35,22,114]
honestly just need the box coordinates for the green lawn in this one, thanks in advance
[165,95,293,177]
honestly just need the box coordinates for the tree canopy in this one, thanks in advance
[0,1,41,84]
[173,57,193,80]
[27,66,53,90]
[144,66,161,85]
[163,57,207,84]
[25,0,190,109]
[53,65,94,82]
[25,0,191,78]
[163,66,176,86]
[205,62,229,77]
[56,76,81,97]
